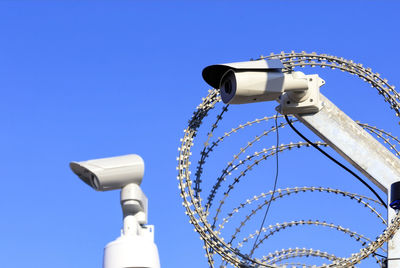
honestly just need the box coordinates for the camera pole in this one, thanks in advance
[103,183,160,268]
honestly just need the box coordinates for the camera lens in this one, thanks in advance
[224,79,232,95]
[219,70,236,104]
[91,174,100,190]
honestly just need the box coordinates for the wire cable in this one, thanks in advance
[249,114,280,258]
[284,115,387,208]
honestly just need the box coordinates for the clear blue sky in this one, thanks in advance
[0,1,399,267]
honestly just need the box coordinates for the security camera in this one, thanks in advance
[69,154,160,268]
[202,59,325,114]
[70,154,144,191]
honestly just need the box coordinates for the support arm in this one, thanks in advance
[294,93,400,266]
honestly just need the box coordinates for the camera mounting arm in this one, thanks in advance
[292,94,400,267]
[294,94,400,193]
[120,183,148,236]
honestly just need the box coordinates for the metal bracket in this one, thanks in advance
[277,74,325,115]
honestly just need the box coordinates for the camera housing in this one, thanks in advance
[202,59,285,104]
[70,154,145,191]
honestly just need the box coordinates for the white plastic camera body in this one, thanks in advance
[70,154,144,191]
[202,59,325,115]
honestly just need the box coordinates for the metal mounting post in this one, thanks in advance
[103,184,160,268]
[294,94,400,267]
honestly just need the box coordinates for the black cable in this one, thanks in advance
[373,252,387,259]
[372,252,400,268]
[249,114,280,258]
[284,115,387,208]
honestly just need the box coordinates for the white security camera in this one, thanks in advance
[70,154,144,191]
[202,59,325,114]
[70,154,160,268]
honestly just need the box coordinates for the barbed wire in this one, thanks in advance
[218,186,386,237]
[240,220,384,263]
[261,248,343,264]
[275,262,323,268]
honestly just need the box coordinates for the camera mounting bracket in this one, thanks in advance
[277,73,325,115]
[120,183,148,236]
